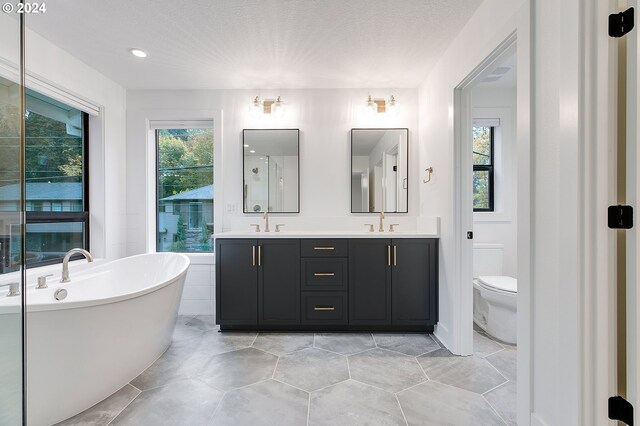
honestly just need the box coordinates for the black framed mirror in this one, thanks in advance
[351,128,408,213]
[243,129,300,213]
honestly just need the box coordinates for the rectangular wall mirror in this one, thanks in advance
[243,129,300,213]
[351,128,408,213]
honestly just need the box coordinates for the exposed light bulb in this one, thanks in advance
[386,95,400,117]
[271,96,286,118]
[364,95,377,117]
[249,96,263,118]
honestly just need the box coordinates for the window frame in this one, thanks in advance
[25,112,90,268]
[472,126,495,212]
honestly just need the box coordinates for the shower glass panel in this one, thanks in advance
[0,16,26,426]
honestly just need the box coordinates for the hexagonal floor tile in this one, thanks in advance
[348,348,426,393]
[110,378,223,426]
[252,333,314,355]
[309,380,405,426]
[484,381,517,425]
[209,379,308,426]
[314,333,375,355]
[130,336,201,390]
[274,347,349,392]
[416,347,458,376]
[473,331,504,358]
[486,348,517,382]
[426,355,507,394]
[197,347,278,391]
[397,380,504,426]
[373,333,440,356]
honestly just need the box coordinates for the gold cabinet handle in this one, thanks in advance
[393,245,397,266]
[387,245,391,266]
[314,272,335,277]
[258,245,261,266]
[314,246,335,250]
[314,306,336,311]
[252,245,256,266]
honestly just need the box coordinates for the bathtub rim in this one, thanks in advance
[0,253,190,314]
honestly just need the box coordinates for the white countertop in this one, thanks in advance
[213,231,439,239]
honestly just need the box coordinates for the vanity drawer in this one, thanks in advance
[301,239,348,257]
[301,259,347,291]
[301,292,348,324]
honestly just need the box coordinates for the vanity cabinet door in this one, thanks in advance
[391,239,439,326]
[349,239,392,325]
[258,239,301,325]
[216,239,258,325]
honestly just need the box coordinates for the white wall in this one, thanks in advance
[0,14,128,261]
[417,0,525,354]
[472,86,518,277]
[126,88,427,315]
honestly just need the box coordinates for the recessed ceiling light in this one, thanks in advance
[244,144,249,147]
[250,150,256,153]
[130,48,148,58]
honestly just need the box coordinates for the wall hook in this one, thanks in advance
[423,167,434,183]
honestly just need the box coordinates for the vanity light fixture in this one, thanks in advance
[129,48,148,58]
[249,95,286,117]
[363,95,401,116]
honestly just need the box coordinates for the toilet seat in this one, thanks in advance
[477,276,517,294]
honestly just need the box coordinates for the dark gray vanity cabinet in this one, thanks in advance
[215,239,258,326]
[216,237,439,331]
[216,239,300,327]
[348,239,392,325]
[258,239,300,326]
[391,239,439,326]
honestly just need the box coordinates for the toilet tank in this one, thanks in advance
[473,244,504,277]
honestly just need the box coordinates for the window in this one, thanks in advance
[473,126,494,212]
[23,89,90,268]
[156,127,213,253]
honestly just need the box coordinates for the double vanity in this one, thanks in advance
[215,230,438,332]
[216,127,438,332]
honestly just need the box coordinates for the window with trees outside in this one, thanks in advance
[156,128,213,253]
[8,89,89,270]
[473,126,494,212]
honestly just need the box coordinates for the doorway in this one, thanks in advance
[453,32,531,425]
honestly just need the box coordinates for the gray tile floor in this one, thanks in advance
[58,316,517,426]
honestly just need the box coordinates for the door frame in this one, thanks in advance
[452,29,533,424]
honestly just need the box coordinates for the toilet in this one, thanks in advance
[473,245,517,345]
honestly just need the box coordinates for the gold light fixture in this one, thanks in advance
[249,95,286,117]
[363,95,401,116]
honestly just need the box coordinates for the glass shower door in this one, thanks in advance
[0,12,25,426]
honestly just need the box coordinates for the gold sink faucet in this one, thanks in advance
[379,211,385,232]
[263,211,270,232]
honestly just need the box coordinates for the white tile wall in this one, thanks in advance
[178,255,215,316]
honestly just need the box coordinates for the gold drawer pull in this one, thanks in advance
[314,246,335,250]
[314,306,336,311]
[314,272,335,277]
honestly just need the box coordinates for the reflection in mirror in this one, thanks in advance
[243,129,299,213]
[351,128,408,213]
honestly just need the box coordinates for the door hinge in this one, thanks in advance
[467,231,473,240]
[608,205,633,229]
[609,396,634,425]
[609,7,635,38]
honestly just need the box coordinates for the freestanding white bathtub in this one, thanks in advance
[0,253,190,426]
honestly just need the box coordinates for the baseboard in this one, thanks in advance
[434,323,451,350]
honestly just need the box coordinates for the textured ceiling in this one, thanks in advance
[25,0,483,90]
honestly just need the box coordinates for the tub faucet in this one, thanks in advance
[263,211,270,232]
[379,211,385,232]
[61,248,93,283]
